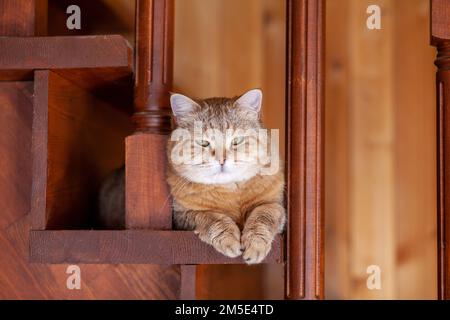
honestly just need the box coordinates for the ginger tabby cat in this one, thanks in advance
[167,89,285,264]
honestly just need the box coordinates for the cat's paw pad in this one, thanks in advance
[196,220,242,258]
[241,233,273,264]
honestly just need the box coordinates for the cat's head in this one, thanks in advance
[168,89,268,185]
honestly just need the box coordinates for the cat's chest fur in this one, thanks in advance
[169,172,284,225]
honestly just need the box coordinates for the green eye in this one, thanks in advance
[231,136,245,146]
[195,140,210,147]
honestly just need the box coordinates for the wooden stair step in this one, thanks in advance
[29,230,284,265]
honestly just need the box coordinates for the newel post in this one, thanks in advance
[432,0,450,300]
[126,0,174,230]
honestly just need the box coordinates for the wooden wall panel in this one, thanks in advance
[325,0,437,299]
[325,0,351,299]
[393,0,437,300]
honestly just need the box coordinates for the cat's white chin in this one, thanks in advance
[181,165,259,185]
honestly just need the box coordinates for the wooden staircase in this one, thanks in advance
[0,0,325,299]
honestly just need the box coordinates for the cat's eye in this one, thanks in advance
[231,136,245,146]
[195,140,210,147]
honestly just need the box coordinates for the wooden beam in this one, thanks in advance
[29,231,284,265]
[0,35,132,83]
[285,0,325,300]
[432,0,450,300]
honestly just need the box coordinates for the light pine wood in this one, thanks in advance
[393,0,437,300]
[348,0,396,300]
[325,0,351,299]
[326,0,437,299]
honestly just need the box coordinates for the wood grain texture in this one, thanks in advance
[348,0,396,299]
[29,231,283,265]
[433,0,450,299]
[125,134,172,229]
[0,82,33,230]
[0,80,177,299]
[1,217,179,299]
[326,0,436,299]
[285,0,324,300]
[393,0,437,300]
[0,35,133,85]
[431,0,450,43]
[324,0,351,299]
[0,0,36,36]
[31,70,133,229]
[179,265,197,300]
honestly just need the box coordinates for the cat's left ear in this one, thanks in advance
[170,93,200,118]
[234,89,263,113]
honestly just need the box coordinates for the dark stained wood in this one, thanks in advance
[31,70,133,229]
[285,0,325,300]
[126,134,171,229]
[179,265,197,300]
[432,0,450,300]
[1,216,179,299]
[133,0,173,133]
[29,231,283,265]
[0,0,36,36]
[0,82,33,230]
[126,0,174,229]
[0,0,180,300]
[0,36,133,87]
[31,71,50,230]
[431,0,450,44]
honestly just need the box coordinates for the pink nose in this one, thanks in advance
[219,158,225,166]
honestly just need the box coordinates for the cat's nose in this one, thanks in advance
[219,158,226,166]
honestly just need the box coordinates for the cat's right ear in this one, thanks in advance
[170,94,199,118]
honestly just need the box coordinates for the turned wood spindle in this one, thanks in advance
[126,0,174,229]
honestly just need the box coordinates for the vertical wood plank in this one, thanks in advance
[31,71,49,230]
[347,0,395,299]
[286,0,325,300]
[393,0,437,299]
[324,0,351,299]
[179,265,197,300]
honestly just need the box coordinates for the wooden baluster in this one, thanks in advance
[126,0,197,300]
[432,0,450,300]
[285,0,324,300]
[126,0,173,230]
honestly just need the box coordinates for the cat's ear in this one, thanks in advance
[234,89,262,113]
[170,93,199,118]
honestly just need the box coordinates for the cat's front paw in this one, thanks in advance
[195,219,242,258]
[241,230,273,264]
